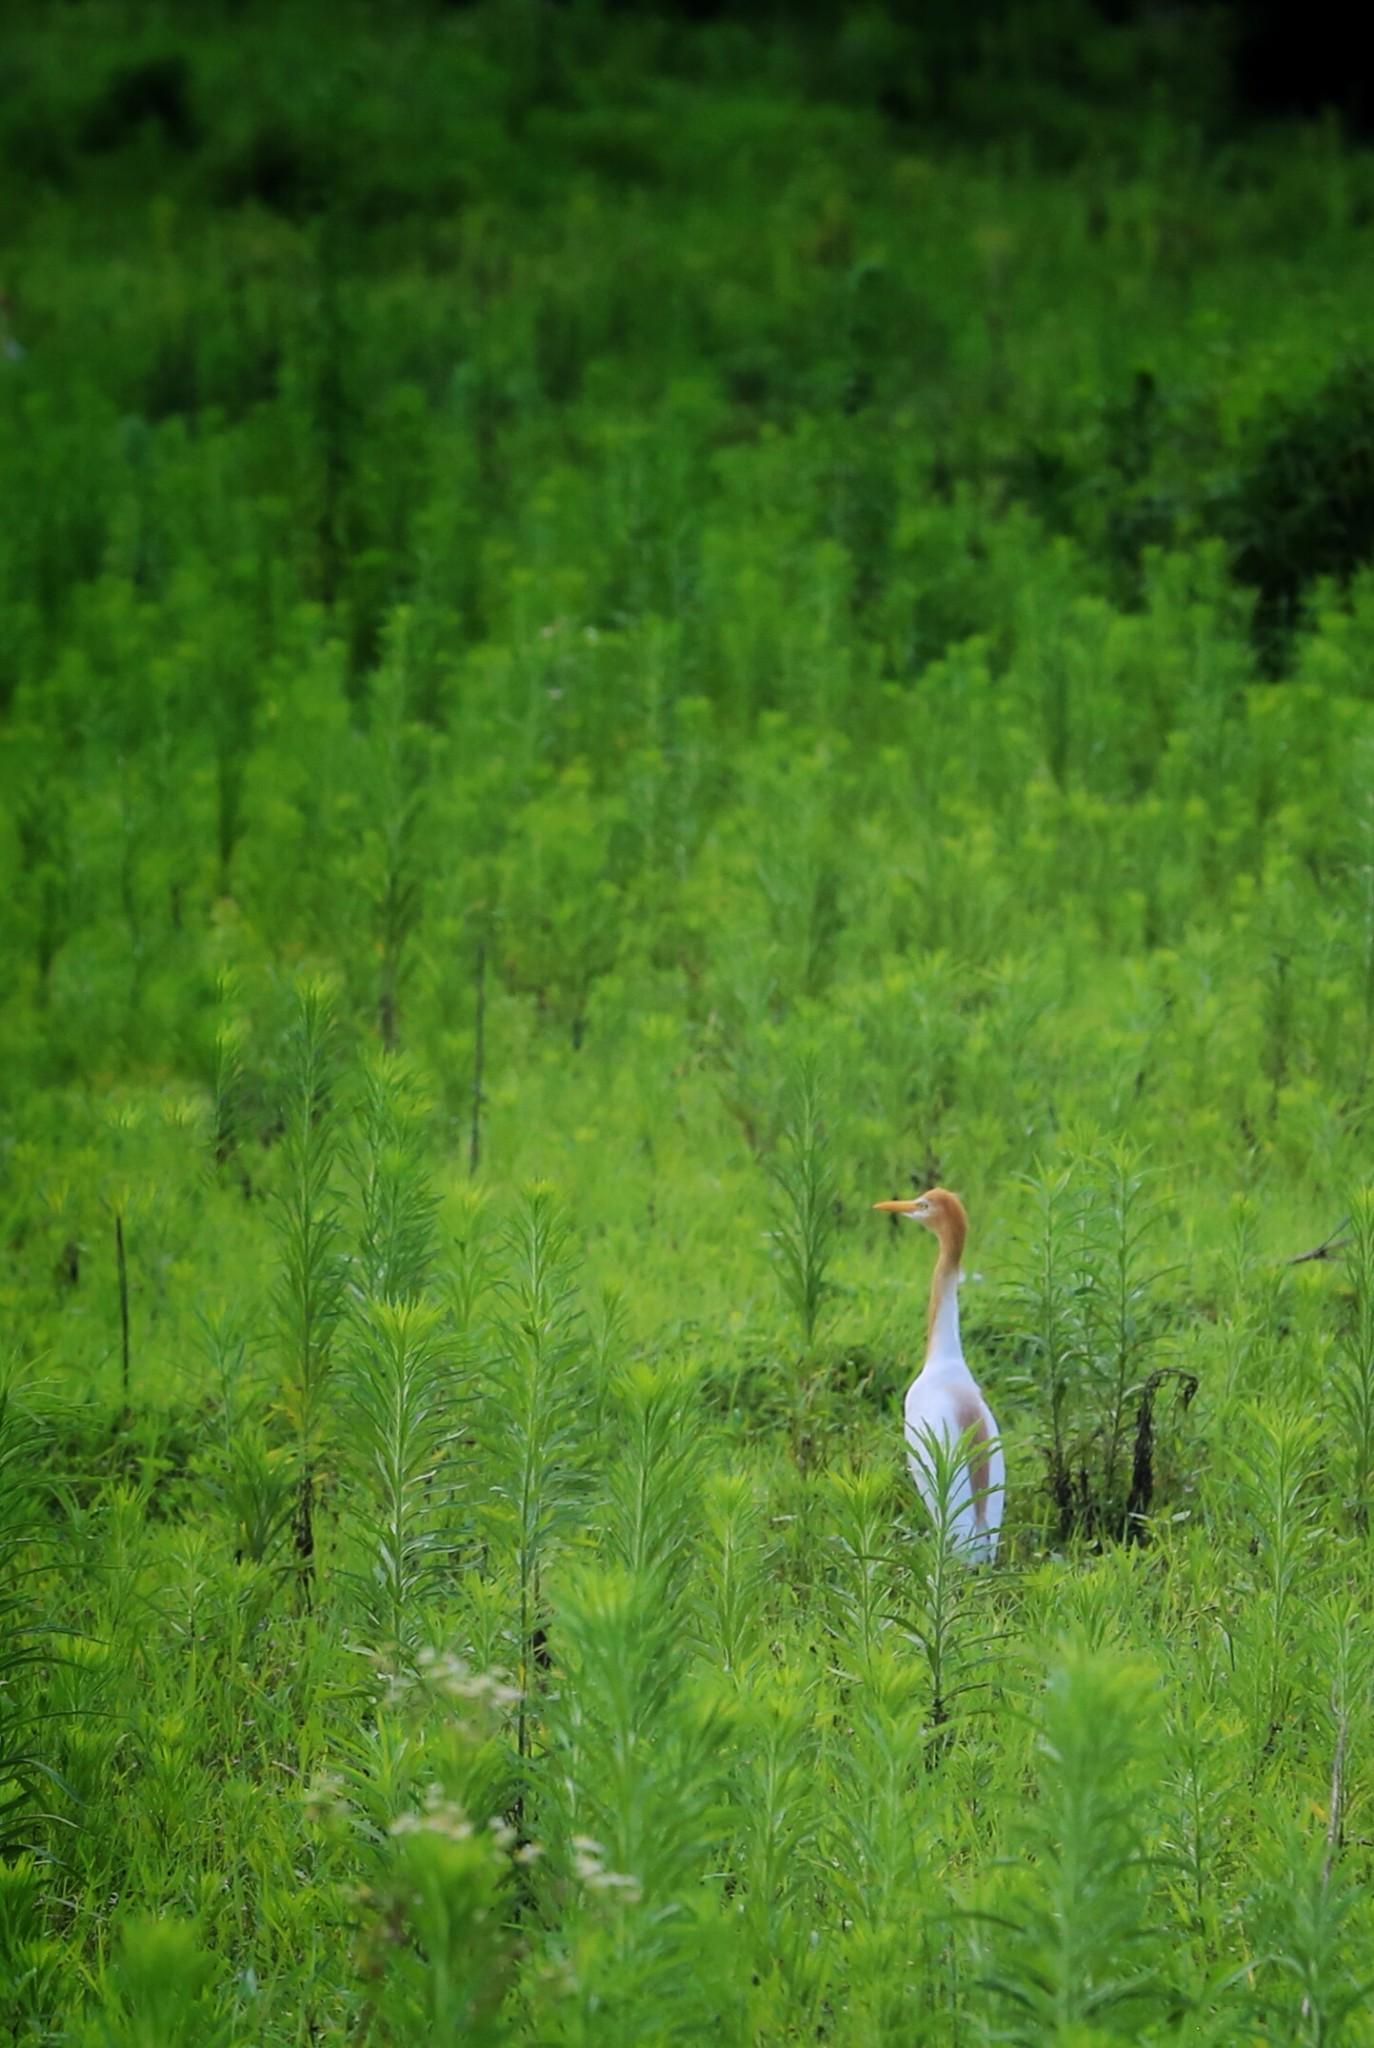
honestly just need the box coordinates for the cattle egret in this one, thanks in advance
[873,1187,1004,1563]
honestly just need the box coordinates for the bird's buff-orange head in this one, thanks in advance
[873,1186,968,1267]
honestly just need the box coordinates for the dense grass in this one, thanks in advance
[6,2,1374,2040]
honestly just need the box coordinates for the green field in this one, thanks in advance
[6,3,1374,2040]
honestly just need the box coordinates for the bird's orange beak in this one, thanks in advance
[873,1198,920,1214]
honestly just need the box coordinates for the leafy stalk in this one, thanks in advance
[362,620,431,1052]
[602,1358,703,1604]
[767,1053,840,1351]
[346,1298,454,1658]
[349,1051,439,1308]
[1011,1165,1086,1540]
[975,1646,1170,2043]
[1333,1186,1374,1529]
[272,979,346,1605]
[483,1187,590,1762]
[1232,1406,1323,1762]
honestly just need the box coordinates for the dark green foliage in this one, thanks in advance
[1216,359,1374,673]
[1004,1152,1184,1543]
[80,56,199,156]
[214,119,327,219]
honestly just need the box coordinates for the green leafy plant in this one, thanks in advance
[355,1795,516,2048]
[697,1469,770,1681]
[535,1564,739,2042]
[345,1298,454,1658]
[0,1367,62,1865]
[359,625,433,1053]
[1333,1186,1374,1529]
[89,1915,230,2048]
[603,1358,704,1603]
[974,1645,1173,2044]
[349,1052,439,1307]
[482,1187,590,1764]
[1008,1150,1183,1543]
[767,1054,840,1352]
[900,1425,1001,1737]
[1230,1406,1324,1762]
[1008,1165,1088,1540]
[272,979,347,1600]
[198,1311,294,1568]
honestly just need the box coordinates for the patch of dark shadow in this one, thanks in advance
[722,349,780,410]
[1234,0,1374,136]
[534,290,586,404]
[879,79,921,125]
[569,115,664,187]
[1102,367,1160,485]
[215,119,329,218]
[1103,490,1180,606]
[81,55,198,154]
[4,106,73,185]
[144,328,200,422]
[1002,439,1079,533]
[346,175,469,229]
[1210,357,1374,675]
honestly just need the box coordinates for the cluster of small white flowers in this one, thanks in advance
[382,1650,521,1715]
[389,1785,474,1841]
[388,1786,544,1865]
[570,1834,642,1903]
[302,1769,350,1826]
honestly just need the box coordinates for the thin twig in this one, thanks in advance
[469,937,486,1179]
[1284,1219,1352,1266]
[1321,1706,1348,1888]
[115,1211,130,1406]
[1303,1707,1351,2024]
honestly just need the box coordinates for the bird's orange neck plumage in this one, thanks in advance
[923,1194,967,1366]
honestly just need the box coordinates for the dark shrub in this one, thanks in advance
[215,120,327,218]
[81,55,198,153]
[1215,359,1374,673]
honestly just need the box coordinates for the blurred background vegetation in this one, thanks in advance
[7,1,1374,2041]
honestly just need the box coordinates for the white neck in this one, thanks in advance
[924,1261,966,1372]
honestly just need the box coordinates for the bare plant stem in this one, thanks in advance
[1321,1708,1348,1888]
[469,938,486,1178]
[115,1212,130,1407]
